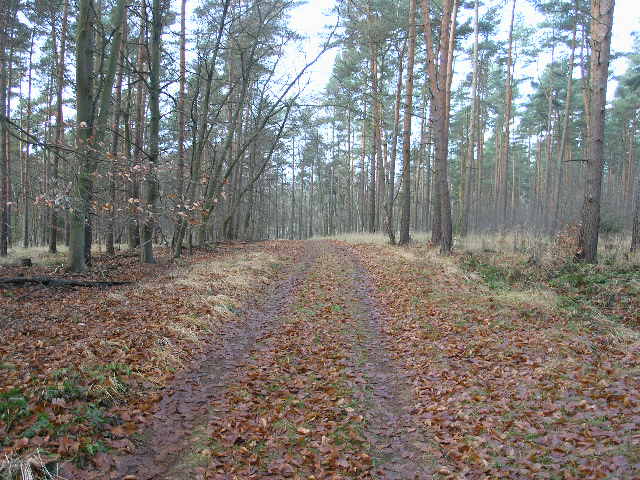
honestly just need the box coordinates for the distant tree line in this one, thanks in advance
[0,0,633,267]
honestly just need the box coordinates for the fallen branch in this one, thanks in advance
[0,277,133,288]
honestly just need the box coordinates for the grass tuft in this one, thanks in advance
[0,449,65,480]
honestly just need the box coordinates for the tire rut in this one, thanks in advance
[114,245,319,480]
[333,242,436,479]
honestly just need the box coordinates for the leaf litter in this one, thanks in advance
[0,242,303,478]
[3,239,639,479]
[351,242,640,479]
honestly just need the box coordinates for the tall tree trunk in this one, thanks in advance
[385,40,406,245]
[69,0,95,272]
[0,0,12,257]
[632,157,640,252]
[141,0,162,263]
[553,7,578,232]
[576,0,615,263]
[422,0,457,253]
[130,9,147,252]
[399,0,417,245]
[367,1,385,232]
[106,13,127,255]
[423,100,432,231]
[460,0,479,237]
[3,17,17,253]
[86,0,126,261]
[360,109,366,231]
[367,54,376,233]
[422,0,440,246]
[347,108,353,231]
[366,1,381,233]
[0,54,6,258]
[437,0,456,254]
[22,32,34,249]
[50,0,69,254]
[290,137,296,239]
[172,0,231,257]
[177,0,187,202]
[496,0,516,230]
[623,115,637,222]
[544,83,556,232]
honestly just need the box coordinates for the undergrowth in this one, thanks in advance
[455,229,640,328]
[1,241,299,477]
[0,361,135,471]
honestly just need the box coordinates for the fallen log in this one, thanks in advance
[0,277,133,288]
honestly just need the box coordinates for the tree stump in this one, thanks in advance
[20,258,33,267]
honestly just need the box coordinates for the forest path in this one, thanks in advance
[116,240,435,479]
[335,242,437,479]
[8,240,639,478]
[114,245,318,479]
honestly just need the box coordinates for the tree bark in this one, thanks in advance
[49,0,69,254]
[460,0,479,237]
[0,0,13,257]
[177,0,187,202]
[106,13,127,255]
[496,0,516,230]
[553,5,578,232]
[69,0,95,272]
[632,159,640,252]
[421,0,457,253]
[399,0,417,245]
[366,0,381,233]
[141,0,163,264]
[385,40,406,245]
[576,0,615,263]
[20,32,35,249]
[172,0,231,257]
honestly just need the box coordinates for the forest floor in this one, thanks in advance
[1,240,640,479]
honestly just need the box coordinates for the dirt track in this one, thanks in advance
[114,241,433,479]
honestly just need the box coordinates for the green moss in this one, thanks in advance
[0,388,30,432]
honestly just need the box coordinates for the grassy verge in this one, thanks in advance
[455,234,640,328]
[312,232,431,245]
[0,242,298,476]
[321,230,640,328]
[0,246,70,267]
[0,244,136,267]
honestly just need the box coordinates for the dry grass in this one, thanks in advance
[455,231,546,254]
[451,231,640,348]
[313,232,431,245]
[176,313,219,331]
[0,450,66,480]
[0,246,68,267]
[456,231,640,268]
[0,244,141,267]
[166,323,200,343]
[330,230,640,348]
[316,229,640,268]
[495,288,559,311]
[205,294,240,310]
[151,337,184,372]
[149,250,279,370]
[175,251,276,291]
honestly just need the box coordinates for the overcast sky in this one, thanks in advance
[286,0,639,98]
